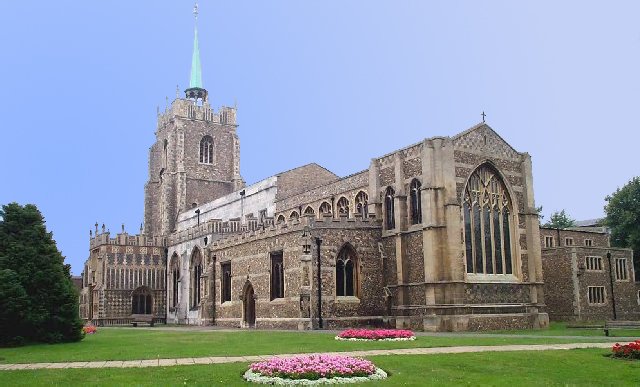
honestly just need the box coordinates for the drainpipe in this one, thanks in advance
[315,237,323,329]
[606,251,617,320]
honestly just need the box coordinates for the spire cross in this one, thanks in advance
[481,111,486,122]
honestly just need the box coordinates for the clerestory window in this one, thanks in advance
[355,191,368,218]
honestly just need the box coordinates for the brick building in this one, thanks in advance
[540,227,638,321]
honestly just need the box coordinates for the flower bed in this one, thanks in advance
[243,354,387,385]
[335,328,415,341]
[82,325,97,335]
[612,340,640,360]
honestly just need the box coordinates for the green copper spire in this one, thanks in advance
[189,3,202,89]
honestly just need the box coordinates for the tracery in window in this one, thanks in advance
[355,191,368,218]
[337,197,350,218]
[276,214,286,224]
[410,179,422,225]
[319,201,332,217]
[463,164,513,275]
[199,135,214,164]
[384,187,395,230]
[303,206,315,216]
[336,244,357,297]
[289,211,299,221]
[190,249,203,308]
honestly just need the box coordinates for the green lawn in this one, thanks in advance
[0,328,618,364]
[485,321,640,337]
[1,349,638,386]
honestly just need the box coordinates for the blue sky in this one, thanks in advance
[1,1,638,275]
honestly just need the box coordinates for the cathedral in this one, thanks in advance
[79,6,639,331]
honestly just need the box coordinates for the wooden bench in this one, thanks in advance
[131,314,154,327]
[604,320,640,336]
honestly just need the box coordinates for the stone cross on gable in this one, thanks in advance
[481,111,486,122]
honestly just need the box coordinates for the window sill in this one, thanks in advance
[465,274,520,283]
[335,296,360,304]
[269,297,287,304]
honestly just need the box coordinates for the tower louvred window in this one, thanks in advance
[200,136,213,164]
[463,164,514,275]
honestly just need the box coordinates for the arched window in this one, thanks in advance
[463,164,514,275]
[319,201,332,217]
[303,206,315,216]
[410,179,422,225]
[131,286,153,315]
[336,245,357,297]
[289,211,299,221]
[190,249,203,308]
[355,191,368,218]
[170,254,180,308]
[276,214,286,224]
[199,136,214,164]
[337,197,350,218]
[384,187,395,229]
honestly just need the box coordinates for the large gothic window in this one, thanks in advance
[336,245,357,297]
[410,179,422,225]
[355,191,368,218]
[199,136,214,164]
[190,249,203,308]
[463,164,514,276]
[170,254,180,308]
[131,286,153,315]
[385,187,395,230]
[337,197,350,218]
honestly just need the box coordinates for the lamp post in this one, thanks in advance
[606,251,617,320]
[315,237,323,329]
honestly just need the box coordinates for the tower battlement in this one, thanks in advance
[89,224,166,249]
[157,99,237,129]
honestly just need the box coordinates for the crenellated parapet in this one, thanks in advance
[89,224,166,250]
[157,98,237,129]
[211,213,381,250]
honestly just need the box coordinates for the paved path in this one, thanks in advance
[0,342,615,371]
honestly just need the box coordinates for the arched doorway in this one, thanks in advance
[242,282,256,328]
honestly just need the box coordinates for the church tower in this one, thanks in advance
[143,3,244,236]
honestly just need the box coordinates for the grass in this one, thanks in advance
[0,328,619,364]
[485,321,640,337]
[0,349,638,386]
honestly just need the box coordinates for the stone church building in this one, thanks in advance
[79,6,636,330]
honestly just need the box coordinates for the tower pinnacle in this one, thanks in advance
[185,2,207,102]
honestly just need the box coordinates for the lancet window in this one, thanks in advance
[410,179,422,225]
[336,245,357,297]
[384,187,395,230]
[355,191,368,218]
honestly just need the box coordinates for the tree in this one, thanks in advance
[0,269,29,346]
[605,177,640,281]
[0,203,83,345]
[543,209,576,229]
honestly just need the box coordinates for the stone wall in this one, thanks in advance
[542,245,639,321]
